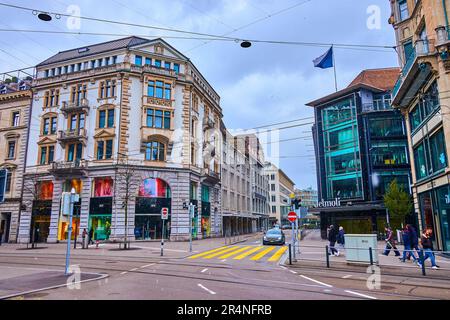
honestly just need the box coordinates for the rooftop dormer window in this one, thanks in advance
[78,47,89,53]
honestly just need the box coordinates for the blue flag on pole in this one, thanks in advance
[313,46,334,69]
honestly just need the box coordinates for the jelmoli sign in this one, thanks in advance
[317,198,342,208]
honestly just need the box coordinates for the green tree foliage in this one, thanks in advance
[383,179,412,224]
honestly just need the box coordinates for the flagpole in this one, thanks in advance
[332,45,338,92]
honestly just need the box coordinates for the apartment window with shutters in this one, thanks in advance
[11,111,20,127]
[7,141,16,159]
[173,63,180,74]
[96,139,113,160]
[67,143,83,162]
[42,116,57,135]
[44,89,60,108]
[145,141,166,162]
[71,84,87,105]
[5,171,12,193]
[39,145,54,165]
[99,80,116,99]
[146,108,171,129]
[98,108,115,128]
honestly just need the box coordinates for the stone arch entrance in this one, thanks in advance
[134,177,171,240]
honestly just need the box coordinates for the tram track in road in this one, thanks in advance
[0,256,435,300]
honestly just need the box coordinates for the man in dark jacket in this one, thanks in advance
[418,229,439,270]
[383,227,400,256]
[400,226,418,263]
[328,225,339,256]
[408,225,420,259]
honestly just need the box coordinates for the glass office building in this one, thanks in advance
[308,68,412,239]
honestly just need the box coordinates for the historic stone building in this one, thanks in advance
[389,0,450,251]
[18,37,223,243]
[0,76,32,243]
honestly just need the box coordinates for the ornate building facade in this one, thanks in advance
[18,37,223,243]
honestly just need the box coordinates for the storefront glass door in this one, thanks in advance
[436,186,450,252]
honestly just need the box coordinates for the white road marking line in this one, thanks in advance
[120,271,128,275]
[345,290,377,300]
[280,266,287,270]
[141,263,155,269]
[342,275,352,279]
[130,268,138,272]
[290,270,298,274]
[201,268,208,273]
[323,289,332,293]
[300,275,333,288]
[198,284,216,295]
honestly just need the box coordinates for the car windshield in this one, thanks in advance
[266,230,281,236]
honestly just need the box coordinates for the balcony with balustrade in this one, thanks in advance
[391,38,438,108]
[201,167,221,186]
[60,99,90,116]
[49,159,88,177]
[57,128,87,146]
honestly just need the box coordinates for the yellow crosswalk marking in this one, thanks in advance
[233,246,264,260]
[188,246,228,259]
[268,246,288,262]
[203,246,239,259]
[218,246,253,259]
[250,247,276,261]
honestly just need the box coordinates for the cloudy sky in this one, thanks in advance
[0,0,398,190]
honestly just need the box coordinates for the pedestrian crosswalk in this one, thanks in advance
[188,245,288,263]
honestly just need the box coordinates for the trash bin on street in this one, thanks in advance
[345,234,379,265]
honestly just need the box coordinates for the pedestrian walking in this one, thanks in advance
[418,229,440,270]
[337,226,345,250]
[88,228,94,245]
[408,225,420,259]
[400,226,418,263]
[383,227,401,256]
[82,228,87,248]
[328,225,339,256]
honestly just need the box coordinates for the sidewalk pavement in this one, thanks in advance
[0,265,107,300]
[288,230,450,285]
[0,233,262,260]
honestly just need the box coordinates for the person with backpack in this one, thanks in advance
[383,227,401,256]
[328,225,339,256]
[418,229,440,270]
[400,226,418,263]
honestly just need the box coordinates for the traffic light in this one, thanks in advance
[293,198,302,210]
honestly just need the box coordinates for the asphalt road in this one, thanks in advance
[0,234,448,300]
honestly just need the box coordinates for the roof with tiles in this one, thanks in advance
[306,67,400,107]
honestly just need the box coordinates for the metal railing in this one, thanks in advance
[288,243,450,277]
[58,128,87,140]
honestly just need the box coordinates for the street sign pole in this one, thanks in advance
[291,222,296,260]
[65,188,76,275]
[189,203,193,253]
[161,219,165,257]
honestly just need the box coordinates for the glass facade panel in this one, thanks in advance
[369,117,404,138]
[414,142,428,180]
[372,172,410,200]
[94,178,113,197]
[430,129,447,172]
[436,185,450,252]
[371,141,408,166]
[322,97,363,200]
[138,178,170,198]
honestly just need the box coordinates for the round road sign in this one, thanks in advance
[288,212,297,223]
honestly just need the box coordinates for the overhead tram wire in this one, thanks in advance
[0,2,396,51]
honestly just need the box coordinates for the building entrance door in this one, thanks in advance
[0,213,11,243]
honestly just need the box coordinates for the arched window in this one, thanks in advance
[145,141,165,162]
[138,178,170,198]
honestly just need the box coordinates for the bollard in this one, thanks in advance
[419,250,426,276]
[325,245,330,268]
[369,247,374,266]
[288,244,292,265]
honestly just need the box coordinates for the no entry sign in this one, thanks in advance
[288,212,297,223]
[161,207,169,220]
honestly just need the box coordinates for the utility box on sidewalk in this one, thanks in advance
[345,234,378,265]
